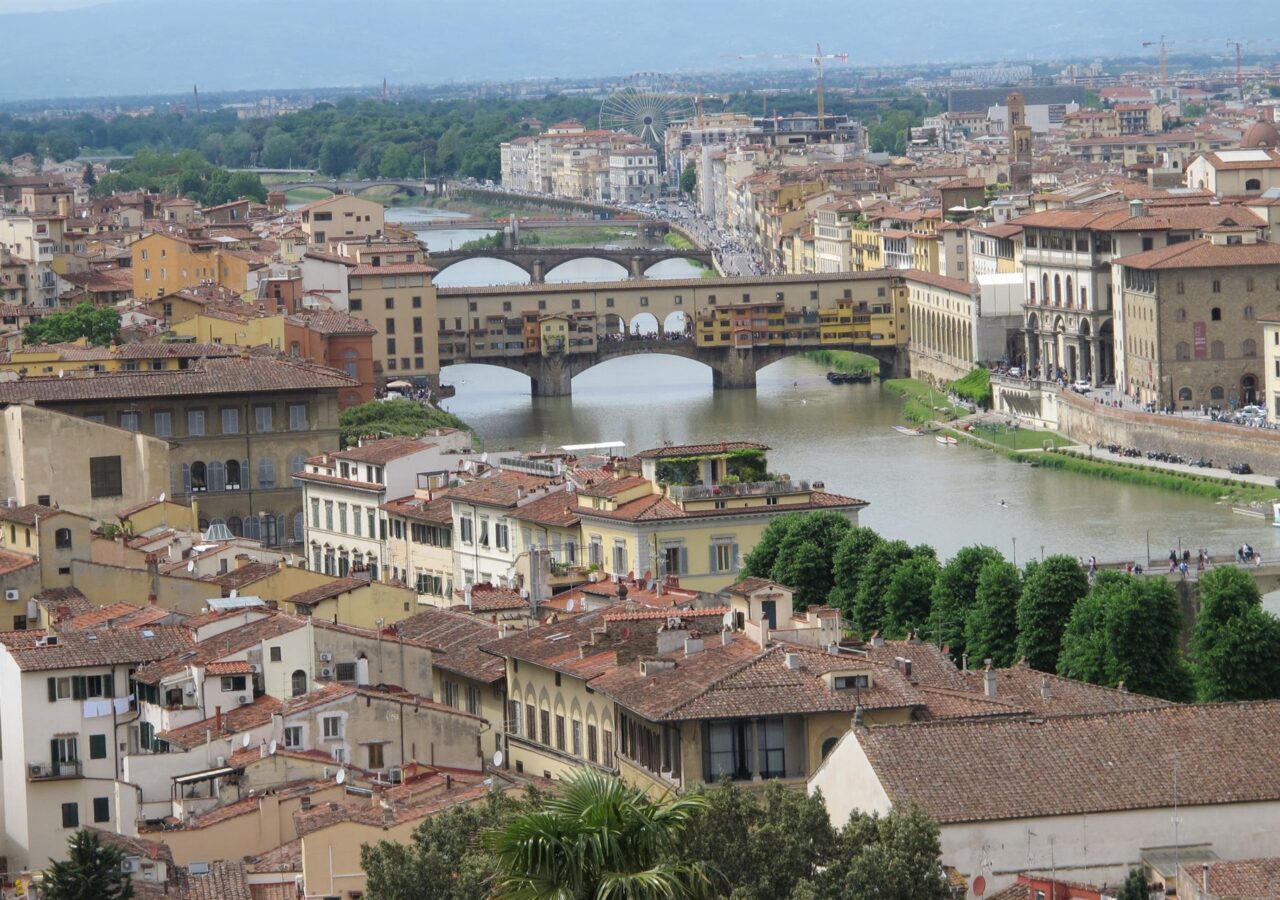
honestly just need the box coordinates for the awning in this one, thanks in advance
[385,379,413,389]
[173,766,236,785]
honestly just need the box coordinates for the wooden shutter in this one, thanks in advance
[47,677,57,703]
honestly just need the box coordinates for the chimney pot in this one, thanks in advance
[983,665,997,698]
[784,652,801,670]
[1040,674,1052,700]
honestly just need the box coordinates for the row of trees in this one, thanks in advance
[93,149,266,206]
[23,303,120,347]
[742,512,1280,702]
[361,771,952,900]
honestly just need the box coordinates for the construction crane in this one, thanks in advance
[735,44,849,125]
[1141,35,1174,96]
[1225,39,1274,98]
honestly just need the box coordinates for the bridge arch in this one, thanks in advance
[628,312,661,336]
[432,258,532,287]
[663,311,689,335]
[543,257,629,283]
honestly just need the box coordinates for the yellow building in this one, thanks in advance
[346,246,440,383]
[299,194,386,248]
[849,224,885,271]
[281,576,418,629]
[0,339,240,376]
[131,232,262,300]
[169,308,287,350]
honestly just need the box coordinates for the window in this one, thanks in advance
[603,729,613,767]
[508,700,522,735]
[460,516,473,545]
[588,724,598,763]
[367,742,385,769]
[153,410,172,437]
[93,797,110,823]
[119,410,139,432]
[225,459,242,491]
[257,457,276,489]
[612,541,628,576]
[291,669,307,697]
[1245,305,1255,320]
[1244,339,1258,358]
[442,681,459,707]
[89,456,123,498]
[662,544,687,576]
[1176,308,1186,322]
[1178,387,1193,402]
[1175,342,1190,361]
[335,662,357,683]
[187,409,205,436]
[526,705,537,740]
[540,709,551,745]
[1211,340,1225,360]
[283,726,302,748]
[254,405,274,432]
[322,716,342,739]
[221,675,247,692]
[270,645,282,663]
[1211,385,1226,401]
[221,407,240,434]
[833,674,871,690]
[1211,307,1222,321]
[573,720,583,756]
[466,685,480,715]
[54,528,72,550]
[61,803,78,829]
[495,521,509,551]
[556,714,566,751]
[89,734,107,759]
[711,541,738,574]
[1212,280,1222,294]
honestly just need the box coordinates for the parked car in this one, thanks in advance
[1071,380,1091,393]
[1229,462,1254,475]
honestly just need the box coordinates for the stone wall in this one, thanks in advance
[992,376,1280,474]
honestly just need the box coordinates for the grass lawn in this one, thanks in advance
[884,378,965,422]
[285,186,333,203]
[805,349,879,374]
[965,423,1073,451]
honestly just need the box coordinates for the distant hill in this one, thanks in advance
[0,0,1271,102]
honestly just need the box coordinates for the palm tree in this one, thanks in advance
[484,769,718,900]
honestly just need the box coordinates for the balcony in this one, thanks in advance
[669,479,810,502]
[29,760,82,781]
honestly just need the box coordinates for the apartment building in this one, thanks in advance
[345,246,440,385]
[607,144,660,203]
[0,356,357,544]
[0,626,193,870]
[131,231,263,300]
[298,194,385,248]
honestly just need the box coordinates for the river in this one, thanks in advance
[392,206,1280,565]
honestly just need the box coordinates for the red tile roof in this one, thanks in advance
[1115,238,1280,270]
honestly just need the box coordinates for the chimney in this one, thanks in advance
[1117,680,1128,693]
[579,641,591,659]
[1040,674,1052,700]
[757,621,770,649]
[961,652,968,671]
[215,705,223,734]
[870,630,884,648]
[852,704,864,729]
[1202,862,1210,896]
[720,628,732,647]
[784,652,801,670]
[684,637,704,657]
[983,663,997,698]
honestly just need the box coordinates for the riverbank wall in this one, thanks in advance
[992,376,1280,475]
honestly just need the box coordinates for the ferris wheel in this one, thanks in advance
[599,74,694,147]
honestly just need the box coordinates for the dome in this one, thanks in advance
[1241,119,1280,149]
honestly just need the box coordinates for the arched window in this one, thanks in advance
[292,512,305,543]
[227,516,243,537]
[1175,308,1186,323]
[343,349,358,378]
[261,515,279,547]
[1028,282,1036,303]
[1065,276,1074,307]
[1244,339,1257,358]
[1244,305,1255,320]
[257,457,276,489]
[289,454,307,484]
[1211,307,1222,321]
[1242,375,1258,404]
[311,544,322,572]
[243,515,261,541]
[1211,385,1226,401]
[1246,178,1262,191]
[207,460,225,493]
[1080,287,1087,309]
[198,518,209,532]
[54,528,72,549]
[1042,274,1050,305]
[1210,340,1225,360]
[1175,342,1190,360]
[225,459,242,491]
[289,341,301,357]
[1053,274,1062,305]
[291,670,307,697]
[338,550,350,577]
[1178,387,1193,402]
[190,461,207,493]
[821,737,840,760]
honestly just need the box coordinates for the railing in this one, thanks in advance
[669,479,809,501]
[29,760,82,781]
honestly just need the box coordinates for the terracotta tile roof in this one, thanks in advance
[283,576,367,608]
[0,502,60,525]
[855,640,968,691]
[392,607,505,683]
[901,270,973,294]
[454,583,527,612]
[133,614,306,684]
[180,859,251,900]
[1200,148,1280,170]
[157,695,282,749]
[1114,238,1280,270]
[601,606,729,622]
[1184,857,1280,899]
[244,838,301,874]
[0,626,192,672]
[380,494,453,525]
[333,435,439,465]
[0,549,37,576]
[955,665,1174,717]
[579,490,867,523]
[578,475,649,499]
[440,471,565,508]
[293,470,385,492]
[855,701,1280,824]
[200,561,280,592]
[285,309,377,336]
[65,602,157,631]
[722,577,784,595]
[514,489,581,527]
[0,356,357,405]
[350,262,438,276]
[205,660,253,675]
[634,441,769,459]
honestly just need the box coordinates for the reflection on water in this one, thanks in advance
[442,354,1280,562]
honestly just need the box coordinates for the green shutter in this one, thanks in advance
[71,676,85,700]
[709,546,718,574]
[102,675,113,698]
[47,677,57,703]
[89,734,107,760]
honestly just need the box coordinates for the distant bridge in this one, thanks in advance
[429,247,716,282]
[441,338,904,397]
[270,178,442,197]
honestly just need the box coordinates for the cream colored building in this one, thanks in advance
[298,194,386,248]
[1262,318,1280,423]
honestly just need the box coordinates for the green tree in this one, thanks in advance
[881,549,940,639]
[1016,555,1088,672]
[740,513,800,581]
[379,143,417,178]
[484,770,717,900]
[338,399,469,448]
[1103,577,1193,701]
[680,161,697,195]
[42,830,134,900]
[680,780,833,900]
[259,130,299,169]
[82,161,95,187]
[24,303,120,347]
[851,540,913,637]
[767,511,853,608]
[1193,567,1280,701]
[964,559,1022,668]
[827,526,884,618]
[929,545,1003,657]
[1116,868,1149,900]
[817,804,950,900]
[318,135,356,176]
[362,789,518,900]
[1056,576,1114,685]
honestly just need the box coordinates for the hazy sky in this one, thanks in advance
[0,0,109,11]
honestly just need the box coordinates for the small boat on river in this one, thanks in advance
[892,425,923,436]
[935,434,958,446]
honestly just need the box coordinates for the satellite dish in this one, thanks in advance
[481,452,489,463]
[158,492,166,503]
[268,740,277,755]
[492,750,504,768]
[335,769,346,785]
[241,734,251,747]
[187,560,195,573]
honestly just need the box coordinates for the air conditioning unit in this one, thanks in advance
[120,857,138,874]
[215,756,225,767]
[319,652,332,662]
[4,589,19,602]
[36,635,57,647]
[320,666,333,678]
[388,766,403,785]
[237,695,250,705]
[248,664,260,674]
[184,685,196,697]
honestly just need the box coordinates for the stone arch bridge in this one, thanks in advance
[442,339,904,396]
[428,248,717,282]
